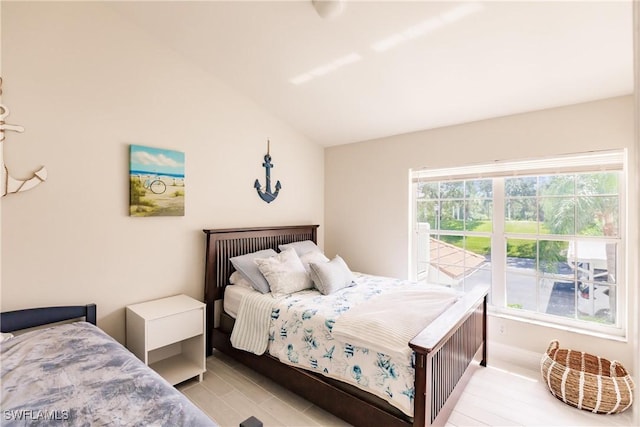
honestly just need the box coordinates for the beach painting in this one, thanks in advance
[129,144,185,217]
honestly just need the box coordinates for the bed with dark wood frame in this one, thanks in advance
[203,224,488,427]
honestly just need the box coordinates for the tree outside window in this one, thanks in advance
[412,154,624,334]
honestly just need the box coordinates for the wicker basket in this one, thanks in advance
[540,340,634,414]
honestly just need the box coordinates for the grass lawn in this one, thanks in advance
[438,220,548,257]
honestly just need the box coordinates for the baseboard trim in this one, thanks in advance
[488,340,542,372]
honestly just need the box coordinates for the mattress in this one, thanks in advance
[224,284,256,318]
[1,322,217,427]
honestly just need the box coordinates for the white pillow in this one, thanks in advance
[309,255,356,295]
[278,240,321,257]
[0,332,14,343]
[299,250,330,272]
[229,271,253,288]
[255,248,312,298]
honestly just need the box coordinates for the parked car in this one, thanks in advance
[577,282,610,318]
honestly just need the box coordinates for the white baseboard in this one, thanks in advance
[487,340,543,373]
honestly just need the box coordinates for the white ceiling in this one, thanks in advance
[108,1,634,147]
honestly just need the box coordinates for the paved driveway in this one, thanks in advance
[464,258,576,316]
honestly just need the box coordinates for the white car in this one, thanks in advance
[577,282,610,318]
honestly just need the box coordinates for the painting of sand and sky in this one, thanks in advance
[129,144,185,217]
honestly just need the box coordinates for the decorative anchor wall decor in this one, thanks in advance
[254,140,281,203]
[0,78,47,197]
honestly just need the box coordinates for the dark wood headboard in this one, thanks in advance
[202,224,319,354]
[1,304,97,333]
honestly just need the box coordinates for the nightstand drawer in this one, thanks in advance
[147,308,203,350]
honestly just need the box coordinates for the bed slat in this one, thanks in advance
[428,304,484,423]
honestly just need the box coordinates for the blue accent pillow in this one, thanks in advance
[230,249,277,293]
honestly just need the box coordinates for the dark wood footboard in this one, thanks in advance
[203,225,487,427]
[411,286,487,425]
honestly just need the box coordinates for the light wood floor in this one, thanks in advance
[178,350,635,427]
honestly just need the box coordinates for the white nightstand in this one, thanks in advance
[126,294,206,385]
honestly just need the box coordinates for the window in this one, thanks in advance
[410,151,626,335]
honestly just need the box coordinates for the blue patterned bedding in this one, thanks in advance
[265,273,459,417]
[1,322,216,427]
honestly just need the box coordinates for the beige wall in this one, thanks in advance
[325,96,638,370]
[1,2,638,423]
[633,3,639,425]
[0,2,324,343]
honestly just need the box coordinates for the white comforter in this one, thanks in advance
[228,273,461,416]
[331,284,459,361]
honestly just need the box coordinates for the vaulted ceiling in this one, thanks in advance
[109,1,633,146]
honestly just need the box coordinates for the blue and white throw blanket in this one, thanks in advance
[232,273,460,416]
[1,322,217,427]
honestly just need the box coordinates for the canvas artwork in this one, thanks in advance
[129,144,185,217]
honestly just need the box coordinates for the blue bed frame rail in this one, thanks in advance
[1,304,97,333]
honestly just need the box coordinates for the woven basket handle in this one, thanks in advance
[546,340,559,355]
[610,360,628,377]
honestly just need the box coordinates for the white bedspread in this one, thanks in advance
[228,273,463,416]
[331,284,460,361]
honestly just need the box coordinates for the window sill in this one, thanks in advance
[488,307,628,343]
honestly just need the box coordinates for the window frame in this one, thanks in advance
[410,150,627,338]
